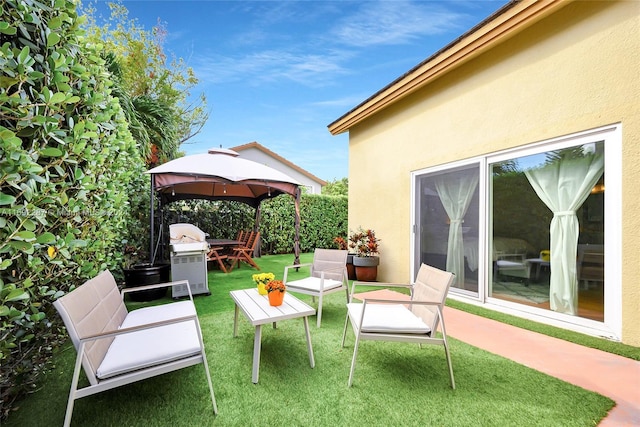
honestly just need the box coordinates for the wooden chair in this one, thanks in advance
[284,249,349,327]
[341,263,455,388]
[237,230,249,246]
[207,245,229,273]
[228,231,260,271]
[53,270,217,426]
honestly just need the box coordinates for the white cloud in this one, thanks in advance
[311,95,370,109]
[194,48,353,87]
[330,0,467,48]
[191,1,470,101]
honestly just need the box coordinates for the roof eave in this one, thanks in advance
[232,141,328,186]
[327,0,570,135]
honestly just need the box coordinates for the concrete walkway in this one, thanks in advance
[354,290,640,426]
[444,307,640,426]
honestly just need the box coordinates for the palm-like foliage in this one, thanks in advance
[104,52,178,165]
[132,95,178,166]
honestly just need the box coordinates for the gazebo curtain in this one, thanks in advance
[435,172,478,286]
[524,154,604,315]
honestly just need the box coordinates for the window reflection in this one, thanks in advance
[490,143,604,321]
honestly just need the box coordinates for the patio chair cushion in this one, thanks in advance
[96,301,201,379]
[286,276,344,292]
[347,303,431,334]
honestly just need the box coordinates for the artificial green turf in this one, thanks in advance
[5,254,617,426]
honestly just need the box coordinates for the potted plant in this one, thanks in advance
[334,236,357,280]
[253,272,275,295]
[349,227,381,281]
[122,243,170,302]
[264,279,286,306]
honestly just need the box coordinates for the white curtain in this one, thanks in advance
[435,171,478,287]
[524,154,604,314]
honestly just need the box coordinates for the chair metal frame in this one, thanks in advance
[53,271,217,426]
[341,263,455,388]
[284,248,349,327]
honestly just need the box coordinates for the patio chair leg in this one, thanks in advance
[63,345,85,427]
[196,327,218,414]
[348,334,361,387]
[341,315,350,347]
[316,294,323,327]
[444,341,456,389]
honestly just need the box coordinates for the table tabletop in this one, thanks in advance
[207,239,241,246]
[230,288,315,325]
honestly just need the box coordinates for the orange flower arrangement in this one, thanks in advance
[264,279,286,293]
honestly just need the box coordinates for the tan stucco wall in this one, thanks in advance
[347,1,640,345]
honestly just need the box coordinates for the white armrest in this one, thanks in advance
[349,281,412,298]
[284,262,312,270]
[121,280,192,300]
[283,263,312,282]
[79,314,198,344]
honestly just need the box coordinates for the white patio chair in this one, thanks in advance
[283,248,349,327]
[341,263,455,388]
[53,270,217,426]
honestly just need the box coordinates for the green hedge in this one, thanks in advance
[160,194,348,256]
[0,0,145,418]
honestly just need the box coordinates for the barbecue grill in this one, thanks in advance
[169,223,210,298]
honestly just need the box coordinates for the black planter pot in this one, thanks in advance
[123,263,171,302]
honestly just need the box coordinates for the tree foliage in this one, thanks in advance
[322,177,348,196]
[0,0,144,418]
[79,0,209,163]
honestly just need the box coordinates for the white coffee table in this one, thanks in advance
[230,288,316,383]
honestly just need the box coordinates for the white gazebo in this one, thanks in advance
[146,148,302,263]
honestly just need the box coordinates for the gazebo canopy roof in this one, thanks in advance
[146,148,301,207]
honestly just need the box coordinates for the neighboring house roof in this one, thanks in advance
[231,141,327,186]
[328,0,570,135]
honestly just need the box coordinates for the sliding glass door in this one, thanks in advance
[413,126,617,329]
[490,144,604,321]
[415,164,480,295]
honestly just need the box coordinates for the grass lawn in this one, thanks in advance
[5,253,621,426]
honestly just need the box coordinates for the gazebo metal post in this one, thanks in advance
[149,177,155,264]
[293,187,301,265]
[254,205,261,258]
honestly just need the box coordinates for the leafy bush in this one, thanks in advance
[0,0,144,418]
[159,194,348,256]
[296,194,348,251]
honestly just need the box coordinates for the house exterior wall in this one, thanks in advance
[347,1,640,345]
[235,147,323,194]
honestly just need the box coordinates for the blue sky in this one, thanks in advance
[92,0,508,181]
